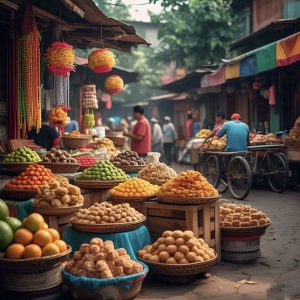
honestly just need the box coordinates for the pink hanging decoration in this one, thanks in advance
[269,85,276,106]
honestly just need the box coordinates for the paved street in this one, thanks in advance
[138,188,300,300]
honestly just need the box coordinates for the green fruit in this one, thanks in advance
[0,199,9,221]
[0,220,13,250]
[6,217,22,232]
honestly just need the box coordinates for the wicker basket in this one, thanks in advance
[141,178,169,186]
[74,179,126,189]
[33,204,83,216]
[221,222,271,236]
[139,254,218,276]
[61,136,92,150]
[4,188,37,201]
[70,216,146,233]
[40,162,80,173]
[0,162,36,175]
[116,165,146,173]
[157,195,221,205]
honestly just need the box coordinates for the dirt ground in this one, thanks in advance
[138,188,300,300]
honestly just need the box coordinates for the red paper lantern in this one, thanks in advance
[45,42,75,76]
[88,49,116,73]
[252,81,261,90]
[104,75,124,94]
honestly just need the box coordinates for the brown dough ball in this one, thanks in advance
[183,230,194,241]
[100,269,113,279]
[142,253,152,261]
[90,245,101,255]
[152,242,159,250]
[112,266,123,277]
[179,258,189,264]
[203,254,210,261]
[166,245,177,255]
[206,250,215,259]
[95,253,107,261]
[157,237,165,245]
[116,248,127,256]
[165,236,175,245]
[107,250,119,261]
[178,245,189,255]
[159,251,170,262]
[158,244,167,252]
[80,244,90,255]
[186,238,197,249]
[132,262,143,273]
[186,252,197,263]
[195,256,204,263]
[172,230,184,239]
[137,249,146,258]
[149,255,160,263]
[166,257,177,264]
[174,251,185,262]
[174,238,185,247]
[73,251,82,261]
[162,230,173,238]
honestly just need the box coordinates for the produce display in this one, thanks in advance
[220,203,271,228]
[48,107,67,124]
[201,136,226,151]
[249,133,281,145]
[1,211,68,259]
[285,117,300,148]
[138,162,176,183]
[67,131,90,138]
[109,178,159,198]
[34,178,84,208]
[42,148,78,164]
[65,238,144,278]
[78,161,129,181]
[3,146,41,163]
[138,230,216,264]
[157,170,218,198]
[196,129,212,139]
[5,165,54,191]
[95,138,118,158]
[71,202,144,225]
[76,156,97,168]
[111,151,145,166]
[83,113,95,129]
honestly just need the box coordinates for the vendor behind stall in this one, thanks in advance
[28,110,60,150]
[209,110,226,137]
[213,113,249,152]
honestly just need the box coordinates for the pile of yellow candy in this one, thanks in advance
[109,178,159,198]
[157,170,218,198]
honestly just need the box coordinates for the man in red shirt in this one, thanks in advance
[124,105,151,156]
[186,110,193,140]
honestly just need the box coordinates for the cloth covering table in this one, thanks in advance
[63,225,151,259]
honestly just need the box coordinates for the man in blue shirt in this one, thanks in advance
[214,113,249,152]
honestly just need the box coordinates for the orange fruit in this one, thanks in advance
[47,228,60,241]
[33,229,52,247]
[5,243,25,259]
[23,244,42,259]
[42,243,60,257]
[54,240,67,253]
[25,213,45,233]
[14,228,33,245]
[22,217,27,228]
[42,223,48,230]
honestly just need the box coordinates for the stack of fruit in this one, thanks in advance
[5,165,54,191]
[42,148,78,164]
[78,161,129,181]
[48,107,67,124]
[111,151,145,166]
[285,117,300,149]
[71,202,144,225]
[157,170,218,198]
[3,146,41,163]
[83,113,95,129]
[76,156,97,169]
[196,129,212,139]
[0,203,68,259]
[34,178,84,208]
[109,178,159,198]
[220,203,271,228]
[138,230,216,264]
[65,238,144,278]
[95,138,118,158]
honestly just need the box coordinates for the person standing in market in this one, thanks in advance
[163,116,177,165]
[124,105,151,157]
[209,110,227,137]
[213,113,249,152]
[150,117,163,153]
[186,111,194,140]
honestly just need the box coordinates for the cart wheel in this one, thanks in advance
[203,155,220,188]
[227,156,252,200]
[276,152,289,170]
[267,153,288,193]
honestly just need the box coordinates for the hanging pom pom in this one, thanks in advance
[104,75,124,94]
[88,49,116,73]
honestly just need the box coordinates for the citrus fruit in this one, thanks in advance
[33,229,52,247]
[54,240,67,253]
[42,243,60,257]
[23,244,42,259]
[0,220,13,250]
[25,213,45,233]
[14,228,33,245]
[47,228,60,241]
[42,222,48,229]
[6,217,22,232]
[22,217,28,228]
[5,243,25,259]
[0,199,9,221]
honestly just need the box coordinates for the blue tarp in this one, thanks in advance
[240,55,257,77]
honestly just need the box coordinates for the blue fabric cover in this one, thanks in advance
[240,55,257,77]
[63,225,151,259]
[16,199,33,220]
[128,173,138,178]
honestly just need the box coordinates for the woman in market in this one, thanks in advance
[28,110,60,150]
[209,110,227,137]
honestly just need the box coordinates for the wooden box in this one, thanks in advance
[287,150,300,161]
[143,201,220,256]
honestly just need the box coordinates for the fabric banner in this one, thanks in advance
[207,66,225,86]
[256,42,276,73]
[240,55,257,77]
[225,63,240,79]
[276,33,300,66]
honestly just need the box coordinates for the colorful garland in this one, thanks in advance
[88,49,116,73]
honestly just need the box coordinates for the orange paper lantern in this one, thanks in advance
[104,75,124,94]
[88,49,116,73]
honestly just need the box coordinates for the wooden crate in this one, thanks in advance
[287,150,300,161]
[143,201,220,257]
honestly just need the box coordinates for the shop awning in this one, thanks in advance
[150,93,188,101]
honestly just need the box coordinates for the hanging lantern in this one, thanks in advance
[88,49,116,73]
[104,75,124,94]
[252,81,261,90]
[45,42,75,76]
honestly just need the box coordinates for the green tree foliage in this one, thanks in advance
[149,0,236,69]
[93,0,130,20]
